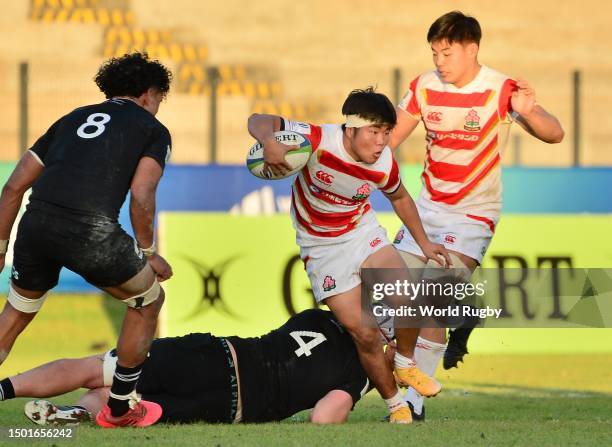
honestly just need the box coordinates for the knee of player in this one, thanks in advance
[122,282,164,311]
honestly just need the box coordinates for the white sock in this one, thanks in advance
[394,352,416,369]
[385,389,408,413]
[404,336,446,415]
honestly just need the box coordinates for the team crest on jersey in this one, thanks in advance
[464,109,481,131]
[322,275,336,292]
[352,183,371,200]
[444,234,457,245]
[393,229,405,244]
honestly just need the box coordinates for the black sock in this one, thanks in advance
[0,378,15,401]
[108,363,142,417]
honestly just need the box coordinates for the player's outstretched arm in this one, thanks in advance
[247,113,294,177]
[511,79,564,144]
[130,156,172,281]
[384,184,452,267]
[389,108,420,150]
[0,152,44,272]
[10,355,105,398]
[310,390,353,424]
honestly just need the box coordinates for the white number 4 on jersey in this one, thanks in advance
[290,331,327,357]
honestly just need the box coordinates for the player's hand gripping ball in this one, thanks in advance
[247,131,312,180]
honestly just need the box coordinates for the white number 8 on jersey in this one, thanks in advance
[76,113,111,139]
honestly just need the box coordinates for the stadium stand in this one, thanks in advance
[0,0,609,164]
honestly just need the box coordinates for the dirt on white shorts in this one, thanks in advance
[393,206,498,264]
[301,224,391,303]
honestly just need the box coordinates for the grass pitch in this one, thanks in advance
[0,295,610,446]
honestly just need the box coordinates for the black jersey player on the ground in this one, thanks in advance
[0,53,173,428]
[4,309,374,425]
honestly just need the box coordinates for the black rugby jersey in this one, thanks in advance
[228,309,369,422]
[28,98,171,220]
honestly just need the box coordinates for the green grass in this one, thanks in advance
[0,295,611,446]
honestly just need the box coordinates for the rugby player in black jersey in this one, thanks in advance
[0,53,173,427]
[4,309,380,425]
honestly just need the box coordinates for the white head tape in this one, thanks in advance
[344,115,380,128]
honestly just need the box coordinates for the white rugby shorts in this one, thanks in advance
[393,206,498,264]
[300,224,391,303]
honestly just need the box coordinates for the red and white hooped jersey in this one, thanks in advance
[399,65,517,219]
[281,119,401,247]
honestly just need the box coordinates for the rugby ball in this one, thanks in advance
[246,130,312,180]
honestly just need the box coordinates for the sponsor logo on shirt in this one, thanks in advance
[308,184,356,206]
[444,234,456,244]
[428,131,479,142]
[370,237,383,248]
[315,170,334,185]
[426,111,443,123]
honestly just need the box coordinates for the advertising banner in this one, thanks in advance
[159,212,612,352]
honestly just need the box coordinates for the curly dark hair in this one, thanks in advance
[94,52,172,99]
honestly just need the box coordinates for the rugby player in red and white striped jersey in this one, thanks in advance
[248,88,452,424]
[390,11,564,420]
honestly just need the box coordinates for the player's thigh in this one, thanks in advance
[324,286,379,346]
[361,244,406,269]
[447,250,478,271]
[11,210,62,294]
[60,222,150,295]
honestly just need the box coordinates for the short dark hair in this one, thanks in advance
[341,87,397,128]
[94,52,172,99]
[427,11,481,45]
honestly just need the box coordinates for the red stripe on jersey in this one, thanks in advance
[381,158,400,192]
[291,194,369,237]
[301,166,358,206]
[404,76,421,116]
[428,114,499,150]
[424,89,494,108]
[498,79,517,118]
[466,214,496,233]
[422,154,500,205]
[294,180,363,227]
[427,135,498,183]
[308,124,323,152]
[317,150,386,184]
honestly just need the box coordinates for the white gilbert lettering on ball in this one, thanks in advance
[76,113,111,139]
[290,331,327,357]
